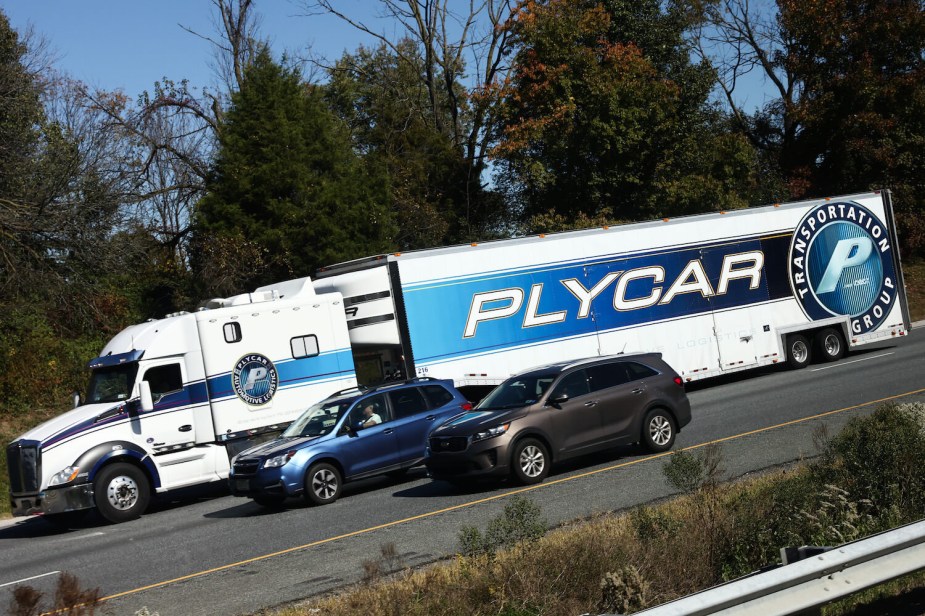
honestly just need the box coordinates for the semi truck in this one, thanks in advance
[7,190,910,522]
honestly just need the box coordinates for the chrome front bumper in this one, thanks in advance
[10,483,95,517]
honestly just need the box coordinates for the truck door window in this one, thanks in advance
[291,335,320,359]
[224,322,242,343]
[142,364,184,401]
[388,388,429,418]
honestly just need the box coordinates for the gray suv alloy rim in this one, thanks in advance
[312,468,338,500]
[106,475,139,511]
[649,416,672,447]
[519,444,545,478]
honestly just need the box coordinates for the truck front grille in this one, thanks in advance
[7,442,41,494]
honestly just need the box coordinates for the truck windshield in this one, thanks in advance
[282,399,353,438]
[87,364,140,404]
[477,372,556,409]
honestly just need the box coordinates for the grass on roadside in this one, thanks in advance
[280,402,925,616]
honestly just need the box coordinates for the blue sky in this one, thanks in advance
[4,1,773,109]
[2,1,379,101]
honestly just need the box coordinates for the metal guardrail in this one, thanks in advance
[616,519,925,615]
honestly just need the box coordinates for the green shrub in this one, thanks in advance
[458,496,547,558]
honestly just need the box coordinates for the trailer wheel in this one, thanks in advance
[642,408,676,453]
[93,462,150,523]
[511,438,549,485]
[815,328,845,362]
[786,334,812,370]
[304,462,342,506]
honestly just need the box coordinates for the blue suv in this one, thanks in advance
[229,378,471,507]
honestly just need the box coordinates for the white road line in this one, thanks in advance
[0,571,61,589]
[811,352,895,372]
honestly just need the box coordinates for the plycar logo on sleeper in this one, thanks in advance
[789,201,897,335]
[232,353,278,405]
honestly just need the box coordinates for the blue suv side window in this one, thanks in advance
[388,388,428,419]
[422,385,453,409]
[352,393,390,429]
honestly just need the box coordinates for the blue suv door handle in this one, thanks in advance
[425,415,437,421]
[383,428,394,434]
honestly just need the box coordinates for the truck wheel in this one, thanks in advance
[815,328,845,362]
[93,463,150,523]
[304,463,342,506]
[642,408,676,453]
[511,438,549,485]
[786,334,812,369]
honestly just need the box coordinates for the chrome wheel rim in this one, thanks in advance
[650,416,672,446]
[792,340,809,364]
[519,445,545,478]
[107,475,139,511]
[824,334,841,357]
[312,469,337,500]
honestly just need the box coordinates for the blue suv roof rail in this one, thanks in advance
[331,385,370,397]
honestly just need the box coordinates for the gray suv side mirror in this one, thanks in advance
[549,393,569,407]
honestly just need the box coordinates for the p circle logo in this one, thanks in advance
[232,354,278,405]
[788,201,897,335]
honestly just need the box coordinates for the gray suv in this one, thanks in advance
[425,354,691,485]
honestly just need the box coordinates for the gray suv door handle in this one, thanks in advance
[631,388,644,395]
[584,400,598,407]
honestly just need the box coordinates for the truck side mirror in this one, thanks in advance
[138,381,154,413]
[72,391,82,409]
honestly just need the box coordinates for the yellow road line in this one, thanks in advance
[92,386,925,606]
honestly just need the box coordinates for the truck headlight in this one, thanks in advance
[49,466,80,487]
[264,452,296,469]
[472,424,510,442]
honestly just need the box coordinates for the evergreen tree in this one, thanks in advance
[195,47,396,292]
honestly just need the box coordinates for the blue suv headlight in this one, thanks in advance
[264,451,296,469]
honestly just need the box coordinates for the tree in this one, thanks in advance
[309,0,515,239]
[699,0,925,257]
[494,0,758,229]
[327,40,475,248]
[195,47,396,293]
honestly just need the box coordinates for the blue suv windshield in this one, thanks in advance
[282,398,354,438]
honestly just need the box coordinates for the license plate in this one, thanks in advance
[235,479,249,492]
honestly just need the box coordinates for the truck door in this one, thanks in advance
[701,247,766,370]
[137,362,198,450]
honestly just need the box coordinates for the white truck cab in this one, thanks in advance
[7,278,356,523]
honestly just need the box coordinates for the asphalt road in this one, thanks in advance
[2,329,924,616]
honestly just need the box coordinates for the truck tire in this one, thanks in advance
[815,328,845,362]
[93,462,150,523]
[304,462,342,506]
[642,408,676,453]
[511,438,549,485]
[786,334,812,369]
